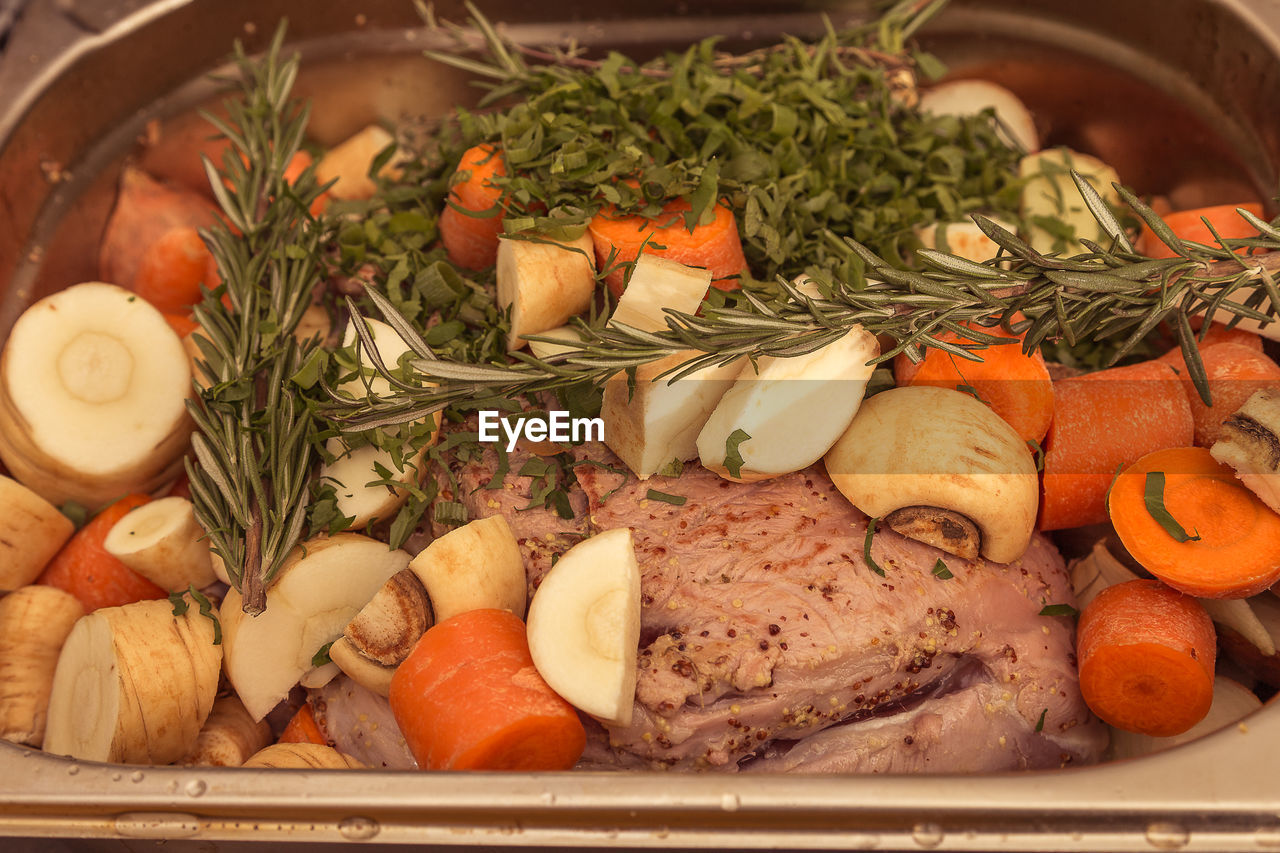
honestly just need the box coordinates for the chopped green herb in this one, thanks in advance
[59,501,89,531]
[1143,470,1201,542]
[168,591,190,617]
[433,500,468,526]
[646,489,687,506]
[312,641,334,668]
[1035,708,1047,732]
[657,457,684,478]
[863,517,887,578]
[723,429,751,479]
[1039,604,1079,617]
[1027,437,1045,473]
[932,559,953,580]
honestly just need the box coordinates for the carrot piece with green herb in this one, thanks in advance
[1137,202,1265,259]
[1165,342,1280,446]
[1108,446,1280,598]
[37,494,166,612]
[893,321,1054,444]
[1077,578,1216,737]
[1040,360,1193,531]
[389,608,585,771]
[438,144,507,270]
[588,198,748,299]
[278,703,328,745]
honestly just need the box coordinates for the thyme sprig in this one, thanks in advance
[186,23,330,615]
[331,194,1280,430]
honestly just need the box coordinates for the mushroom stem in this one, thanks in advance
[884,506,981,560]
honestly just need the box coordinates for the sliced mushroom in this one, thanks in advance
[343,568,432,666]
[1211,388,1280,513]
[824,385,1038,564]
[328,637,395,697]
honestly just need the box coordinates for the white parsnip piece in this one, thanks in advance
[1019,148,1120,256]
[181,694,272,767]
[0,282,192,509]
[526,324,588,360]
[220,533,411,721]
[825,386,1039,564]
[919,79,1039,153]
[0,586,83,747]
[498,233,596,352]
[315,124,400,201]
[44,594,221,764]
[609,254,710,334]
[915,216,1017,264]
[0,475,74,590]
[103,496,216,591]
[603,351,742,479]
[698,324,880,482]
[408,515,526,623]
[242,742,367,769]
[526,528,641,726]
[1211,388,1280,513]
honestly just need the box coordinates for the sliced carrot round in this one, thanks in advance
[1077,579,1215,737]
[1138,202,1265,259]
[439,144,507,270]
[1108,446,1280,598]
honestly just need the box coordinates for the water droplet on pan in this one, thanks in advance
[338,816,380,841]
[1145,822,1189,849]
[911,822,945,849]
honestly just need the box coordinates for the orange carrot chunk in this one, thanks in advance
[1040,360,1193,531]
[132,227,214,315]
[99,166,222,289]
[1138,202,1265,259]
[278,703,328,745]
[588,198,748,299]
[1108,446,1280,598]
[893,321,1054,445]
[438,144,507,270]
[1156,321,1263,361]
[389,608,585,771]
[37,494,166,612]
[1163,342,1280,447]
[1077,578,1216,737]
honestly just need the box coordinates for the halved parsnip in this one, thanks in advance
[1019,148,1121,255]
[919,79,1039,153]
[315,124,400,201]
[0,585,83,747]
[408,515,526,623]
[43,594,222,764]
[697,324,880,482]
[609,254,711,333]
[181,694,272,767]
[915,216,1017,264]
[0,282,193,509]
[602,351,743,479]
[526,527,640,726]
[220,533,411,720]
[242,742,367,769]
[0,475,74,591]
[824,385,1038,564]
[498,233,596,352]
[102,496,216,591]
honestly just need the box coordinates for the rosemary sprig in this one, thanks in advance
[186,23,330,615]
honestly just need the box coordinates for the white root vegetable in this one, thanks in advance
[497,233,596,352]
[609,254,711,333]
[343,568,432,665]
[915,217,1017,264]
[408,515,526,623]
[697,324,880,482]
[43,594,221,764]
[602,351,743,479]
[1019,148,1121,256]
[919,79,1039,153]
[1211,389,1280,512]
[1108,677,1262,761]
[300,661,342,689]
[1071,540,1277,658]
[0,475,74,590]
[526,527,641,726]
[0,282,193,509]
[0,585,83,746]
[526,324,588,360]
[242,742,367,769]
[102,496,216,591]
[825,386,1039,564]
[181,694,272,767]
[315,124,400,201]
[220,533,411,721]
[329,637,395,698]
